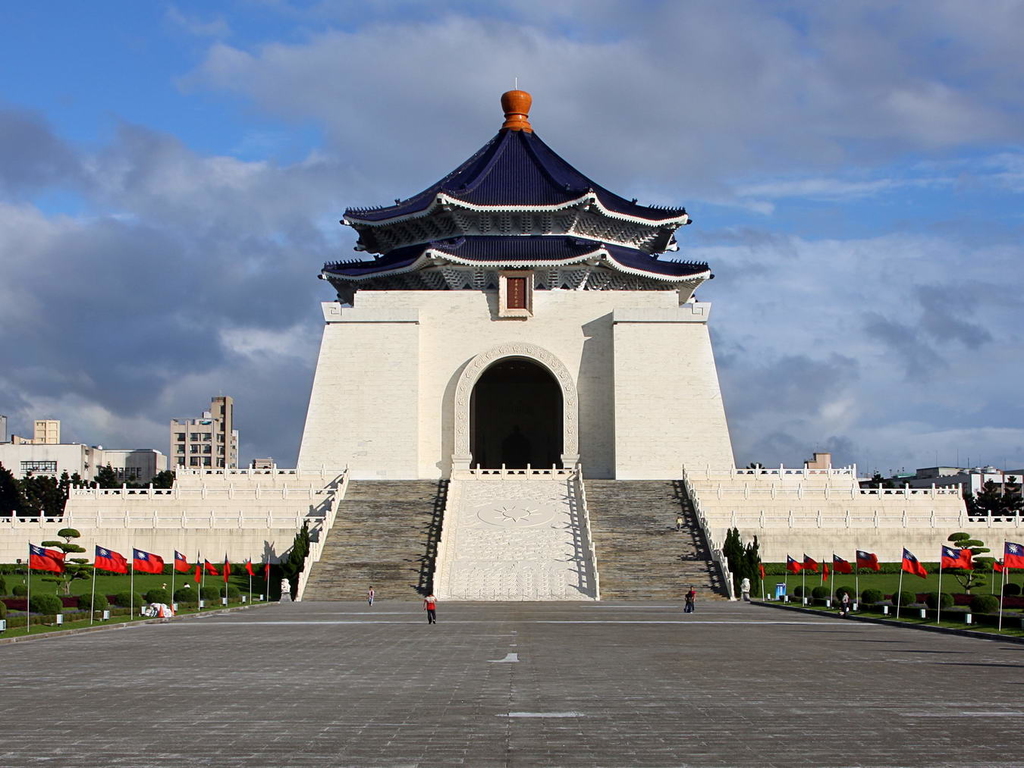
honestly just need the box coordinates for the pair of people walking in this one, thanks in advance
[365,584,437,624]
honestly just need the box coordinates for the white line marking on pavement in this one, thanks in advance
[184,618,871,627]
[901,712,1024,717]
[501,712,583,718]
[488,652,519,663]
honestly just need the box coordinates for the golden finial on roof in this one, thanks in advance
[501,89,533,132]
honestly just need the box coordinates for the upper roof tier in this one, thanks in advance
[343,91,691,255]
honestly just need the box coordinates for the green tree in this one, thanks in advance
[946,532,992,594]
[1000,476,1023,516]
[0,462,25,516]
[40,528,90,595]
[150,470,175,489]
[94,465,120,489]
[972,481,1004,517]
[278,522,312,599]
[20,473,66,517]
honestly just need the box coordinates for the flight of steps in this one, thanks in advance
[585,479,727,600]
[302,480,446,601]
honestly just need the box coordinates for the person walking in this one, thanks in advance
[367,586,375,607]
[424,593,437,624]
[839,591,851,617]
[684,587,696,613]
[675,515,684,531]
[740,577,751,602]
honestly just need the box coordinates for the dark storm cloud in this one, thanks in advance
[0,107,82,196]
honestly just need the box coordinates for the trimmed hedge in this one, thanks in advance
[173,588,198,603]
[925,592,954,609]
[0,575,6,594]
[1004,583,1022,597]
[792,585,807,598]
[0,600,6,619]
[29,594,63,615]
[811,586,830,600]
[76,593,109,610]
[112,591,144,608]
[970,594,1000,614]
[225,585,241,600]
[199,586,221,601]
[894,590,916,607]
[12,585,27,597]
[861,588,884,604]
[143,589,170,604]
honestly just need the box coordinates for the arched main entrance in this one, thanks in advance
[451,343,580,471]
[471,359,562,469]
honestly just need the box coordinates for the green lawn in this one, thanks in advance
[5,571,270,598]
[757,570,1017,598]
[780,601,1024,638]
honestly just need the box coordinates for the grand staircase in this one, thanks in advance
[302,480,446,601]
[586,480,726,600]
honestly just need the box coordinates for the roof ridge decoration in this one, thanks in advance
[500,90,533,132]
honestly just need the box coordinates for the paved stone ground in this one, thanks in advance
[2,600,1023,767]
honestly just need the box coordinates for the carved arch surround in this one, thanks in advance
[452,343,580,470]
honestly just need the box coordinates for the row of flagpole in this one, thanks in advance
[24,543,275,635]
[773,541,1024,624]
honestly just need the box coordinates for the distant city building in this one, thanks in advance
[170,396,238,470]
[250,458,275,470]
[0,442,167,483]
[9,418,61,445]
[0,414,6,443]
[889,466,1024,496]
[804,452,832,470]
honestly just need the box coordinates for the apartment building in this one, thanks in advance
[170,396,239,470]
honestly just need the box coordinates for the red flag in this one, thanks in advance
[832,554,853,574]
[856,550,881,572]
[941,546,972,570]
[902,548,928,578]
[264,562,271,577]
[822,563,830,582]
[29,544,65,573]
[786,555,802,574]
[758,563,766,580]
[94,546,128,574]
[174,551,191,574]
[132,548,164,574]
[802,555,819,574]
[203,560,220,576]
[245,560,255,577]
[994,559,1005,573]
[193,564,202,583]
[1005,541,1024,569]
[223,558,231,584]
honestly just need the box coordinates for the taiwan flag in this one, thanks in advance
[833,554,853,574]
[264,562,271,577]
[856,550,881,572]
[193,564,202,583]
[758,563,766,581]
[802,555,819,573]
[1004,541,1024,570]
[29,544,65,573]
[222,558,231,583]
[786,555,802,574]
[203,560,220,576]
[245,560,255,577]
[174,551,191,574]
[902,548,928,578]
[94,546,128,574]
[994,559,1005,573]
[822,563,830,582]
[133,549,164,574]
[941,546,972,570]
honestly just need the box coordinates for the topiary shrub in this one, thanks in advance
[894,590,916,607]
[861,588,884,604]
[925,592,954,609]
[112,591,144,608]
[0,574,6,594]
[29,594,63,615]
[173,588,198,603]
[834,586,856,600]
[12,584,27,597]
[200,586,221,601]
[811,586,830,600]
[792,585,806,598]
[0,600,7,620]
[74,593,109,611]
[1003,583,1021,597]
[143,589,170,604]
[225,585,241,600]
[970,594,1000,614]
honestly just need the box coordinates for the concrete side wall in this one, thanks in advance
[298,304,420,478]
[300,291,716,480]
[613,306,735,478]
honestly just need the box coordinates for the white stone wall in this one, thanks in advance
[298,291,735,480]
[613,305,735,478]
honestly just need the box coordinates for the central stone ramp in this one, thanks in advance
[303,480,445,600]
[435,471,598,601]
[586,480,727,600]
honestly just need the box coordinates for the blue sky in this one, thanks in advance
[1,1,1022,474]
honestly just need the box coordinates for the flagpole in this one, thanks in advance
[171,552,176,610]
[129,547,135,622]
[26,544,32,635]
[264,559,270,601]
[937,559,943,626]
[197,551,202,613]
[998,541,1008,632]
[90,558,97,626]
[897,567,905,621]
[855,541,860,604]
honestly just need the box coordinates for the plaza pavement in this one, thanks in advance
[1,600,1022,767]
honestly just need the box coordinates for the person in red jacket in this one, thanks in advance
[423,593,437,624]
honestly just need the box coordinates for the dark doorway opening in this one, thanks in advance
[470,358,563,469]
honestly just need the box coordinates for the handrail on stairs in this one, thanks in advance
[681,465,736,601]
[294,468,350,601]
[571,463,601,601]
